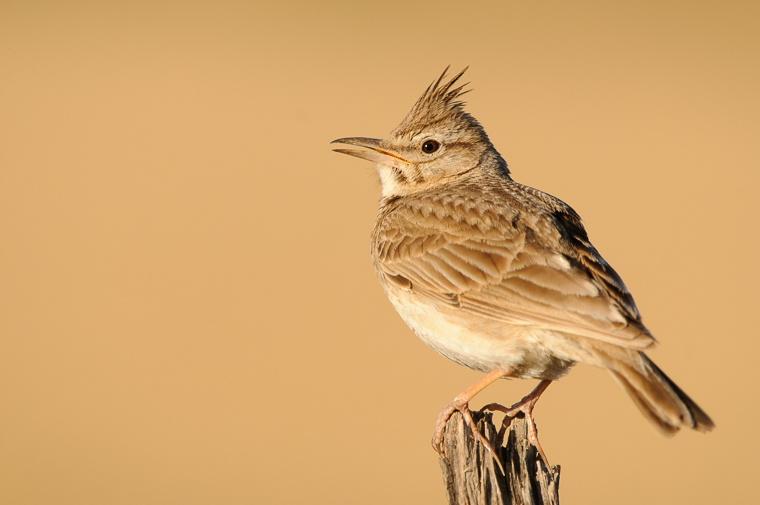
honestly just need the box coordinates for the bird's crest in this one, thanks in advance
[391,67,478,138]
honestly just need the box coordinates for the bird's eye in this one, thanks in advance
[421,140,440,154]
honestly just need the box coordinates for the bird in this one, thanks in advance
[331,67,714,465]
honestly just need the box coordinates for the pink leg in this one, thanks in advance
[481,379,553,466]
[432,369,511,471]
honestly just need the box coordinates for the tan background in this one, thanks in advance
[1,1,758,503]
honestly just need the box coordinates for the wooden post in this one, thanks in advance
[438,411,560,505]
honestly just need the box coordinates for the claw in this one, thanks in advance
[482,379,553,467]
[432,369,512,473]
[461,407,505,474]
[433,399,505,474]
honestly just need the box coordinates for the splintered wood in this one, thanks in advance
[438,411,560,505]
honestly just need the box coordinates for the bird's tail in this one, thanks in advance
[590,345,714,435]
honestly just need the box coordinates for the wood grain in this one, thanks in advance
[439,411,560,505]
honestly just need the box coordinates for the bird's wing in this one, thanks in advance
[374,197,655,350]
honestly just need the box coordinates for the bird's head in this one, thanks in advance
[332,67,508,198]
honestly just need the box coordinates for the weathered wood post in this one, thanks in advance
[438,411,560,505]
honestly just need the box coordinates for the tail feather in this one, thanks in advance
[608,368,680,436]
[591,344,715,435]
[643,356,715,432]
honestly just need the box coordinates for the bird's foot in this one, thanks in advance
[432,396,505,473]
[481,379,552,467]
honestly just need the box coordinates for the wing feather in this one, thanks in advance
[435,248,492,284]
[372,192,655,350]
[507,264,599,297]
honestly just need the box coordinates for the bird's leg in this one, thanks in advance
[432,368,510,469]
[481,379,553,466]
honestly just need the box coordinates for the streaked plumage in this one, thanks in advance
[332,68,714,458]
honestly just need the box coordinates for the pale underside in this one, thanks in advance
[372,185,655,379]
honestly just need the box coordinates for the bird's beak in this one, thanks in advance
[331,137,409,165]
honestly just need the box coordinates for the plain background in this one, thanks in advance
[1,1,758,503]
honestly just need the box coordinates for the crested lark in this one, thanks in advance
[332,68,714,463]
